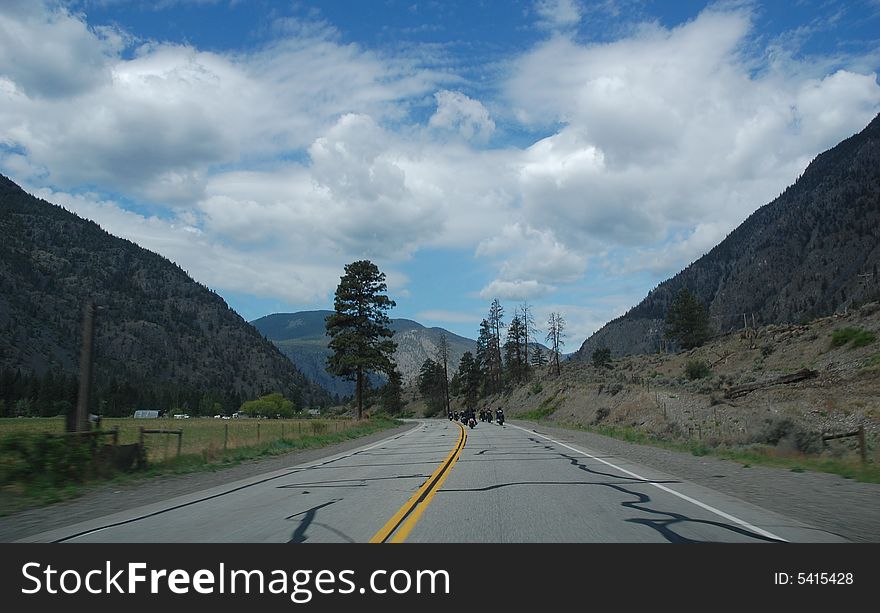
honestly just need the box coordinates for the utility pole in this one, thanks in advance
[74,301,96,433]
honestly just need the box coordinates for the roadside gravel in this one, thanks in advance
[520,420,880,542]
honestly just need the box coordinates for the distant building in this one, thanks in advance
[133,410,160,419]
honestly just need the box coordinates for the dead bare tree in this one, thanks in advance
[546,312,566,376]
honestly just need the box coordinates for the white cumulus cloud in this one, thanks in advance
[1,1,879,337]
[428,89,495,141]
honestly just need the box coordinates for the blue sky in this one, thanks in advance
[1,0,879,347]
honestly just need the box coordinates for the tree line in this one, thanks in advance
[418,300,567,416]
[0,365,301,419]
[418,286,716,416]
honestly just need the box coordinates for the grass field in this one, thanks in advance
[0,416,360,463]
[0,415,402,513]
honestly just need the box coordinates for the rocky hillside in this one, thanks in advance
[575,113,880,359]
[481,301,879,456]
[0,175,331,415]
[252,311,477,397]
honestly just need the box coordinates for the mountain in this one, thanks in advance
[252,311,478,397]
[0,175,331,416]
[575,113,880,359]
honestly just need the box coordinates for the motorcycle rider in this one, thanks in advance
[495,408,505,425]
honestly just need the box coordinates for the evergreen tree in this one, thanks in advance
[487,299,505,390]
[380,369,405,415]
[591,346,612,369]
[664,288,712,349]
[504,314,526,384]
[475,318,498,395]
[325,260,398,419]
[457,351,481,411]
[449,371,462,397]
[530,346,548,368]
[418,358,446,417]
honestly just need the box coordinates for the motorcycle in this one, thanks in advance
[495,412,505,426]
[468,417,477,429]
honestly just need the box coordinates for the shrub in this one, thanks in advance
[684,360,711,380]
[0,432,95,486]
[759,418,823,454]
[593,407,610,424]
[690,442,710,456]
[591,347,613,369]
[831,327,876,349]
[422,404,441,418]
[239,393,296,418]
[309,421,329,435]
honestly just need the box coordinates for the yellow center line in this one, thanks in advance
[369,421,467,543]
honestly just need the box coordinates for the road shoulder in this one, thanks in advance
[0,422,417,542]
[515,420,880,543]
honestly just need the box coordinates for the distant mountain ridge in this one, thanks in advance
[575,113,880,359]
[0,175,331,415]
[252,311,478,397]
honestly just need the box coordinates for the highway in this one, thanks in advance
[19,419,847,543]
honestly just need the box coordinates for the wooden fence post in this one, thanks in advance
[224,423,228,451]
[859,425,867,464]
[257,422,261,444]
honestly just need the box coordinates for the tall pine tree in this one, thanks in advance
[664,288,712,349]
[325,260,397,419]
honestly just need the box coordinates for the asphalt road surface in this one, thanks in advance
[19,420,847,543]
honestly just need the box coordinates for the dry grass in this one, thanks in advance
[456,303,880,479]
[0,417,359,463]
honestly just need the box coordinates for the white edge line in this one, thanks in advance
[356,420,423,453]
[510,423,787,542]
[298,420,424,464]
